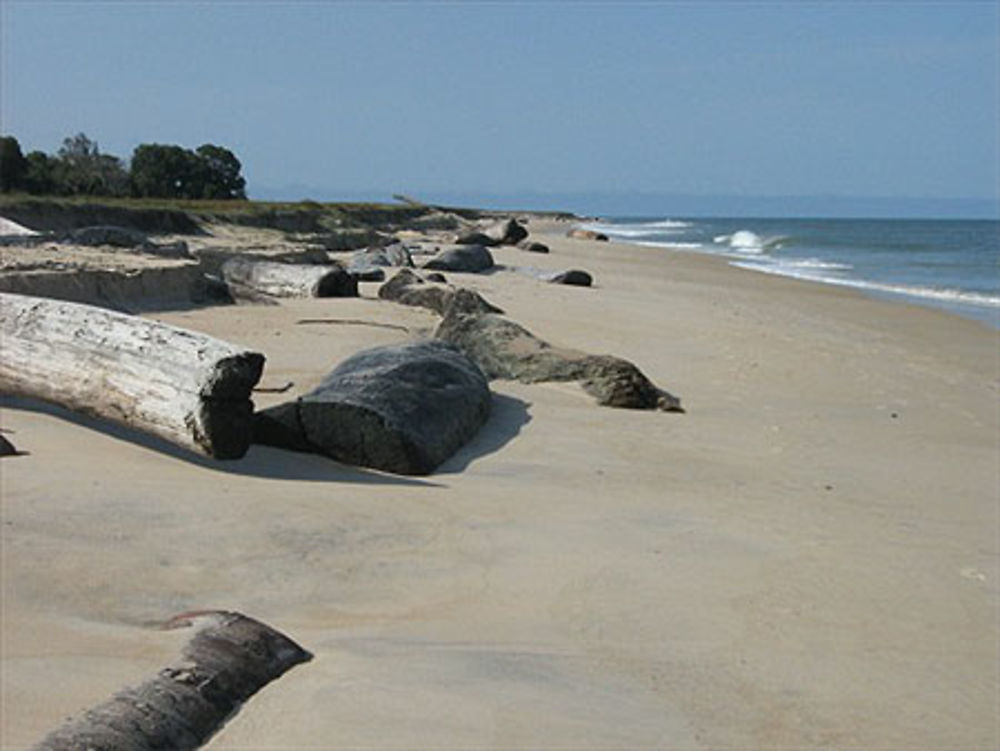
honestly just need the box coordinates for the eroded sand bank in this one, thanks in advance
[2,225,997,748]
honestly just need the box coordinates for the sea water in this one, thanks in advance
[579,217,1000,329]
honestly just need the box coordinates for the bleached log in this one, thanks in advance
[221,257,357,298]
[0,293,265,458]
[31,611,311,751]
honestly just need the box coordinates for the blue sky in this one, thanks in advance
[1,1,997,216]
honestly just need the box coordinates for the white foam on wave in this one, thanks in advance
[732,260,1000,309]
[713,229,787,255]
[634,241,705,250]
[578,218,693,239]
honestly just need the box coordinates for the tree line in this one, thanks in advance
[0,133,247,200]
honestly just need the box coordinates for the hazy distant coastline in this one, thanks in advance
[251,187,1000,221]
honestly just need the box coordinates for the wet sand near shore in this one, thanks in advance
[2,225,997,748]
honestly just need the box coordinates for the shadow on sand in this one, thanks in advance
[2,392,532,484]
[437,393,532,474]
[1,395,433,486]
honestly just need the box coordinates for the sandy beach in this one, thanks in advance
[2,223,997,748]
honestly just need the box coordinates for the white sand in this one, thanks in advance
[2,227,997,748]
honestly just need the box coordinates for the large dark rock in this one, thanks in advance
[378,268,502,316]
[423,245,494,273]
[518,240,550,253]
[348,243,414,277]
[435,311,682,411]
[254,340,491,475]
[545,269,593,287]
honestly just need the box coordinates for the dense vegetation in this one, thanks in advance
[0,133,246,200]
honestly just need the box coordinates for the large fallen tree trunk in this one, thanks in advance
[255,340,491,475]
[0,293,265,458]
[435,310,683,412]
[31,611,311,751]
[221,257,358,298]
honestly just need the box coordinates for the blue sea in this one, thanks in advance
[578,217,1000,329]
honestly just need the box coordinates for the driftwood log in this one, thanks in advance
[31,611,311,751]
[0,293,265,458]
[255,340,491,475]
[435,310,683,412]
[220,258,357,298]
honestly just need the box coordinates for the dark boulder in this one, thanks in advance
[254,340,492,475]
[348,243,414,278]
[455,218,528,247]
[435,311,682,411]
[518,240,550,253]
[422,244,495,273]
[545,269,593,287]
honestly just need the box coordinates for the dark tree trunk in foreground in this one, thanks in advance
[0,293,265,458]
[31,611,311,751]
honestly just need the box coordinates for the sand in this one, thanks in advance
[2,225,998,748]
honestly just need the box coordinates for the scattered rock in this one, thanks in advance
[425,272,447,283]
[348,243,414,278]
[435,311,682,411]
[350,267,386,282]
[567,229,609,241]
[254,340,492,475]
[423,244,494,273]
[545,269,593,286]
[518,240,550,253]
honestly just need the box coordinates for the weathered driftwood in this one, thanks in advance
[31,611,311,751]
[378,268,502,317]
[220,258,358,298]
[435,310,683,412]
[0,293,265,458]
[255,340,491,475]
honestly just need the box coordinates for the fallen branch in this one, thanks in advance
[31,611,311,751]
[295,317,410,332]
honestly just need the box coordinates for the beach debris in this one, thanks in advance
[347,242,414,280]
[30,610,311,751]
[567,228,609,241]
[254,340,491,475]
[518,240,550,253]
[436,310,682,411]
[422,244,495,273]
[295,317,410,332]
[378,268,502,316]
[221,257,358,298]
[455,217,528,247]
[543,269,593,287]
[0,293,265,458]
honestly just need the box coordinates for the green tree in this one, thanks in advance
[23,151,58,194]
[195,144,246,199]
[0,135,28,191]
[129,142,247,200]
[55,133,128,196]
[130,143,201,198]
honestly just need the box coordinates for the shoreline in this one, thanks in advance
[2,216,998,747]
[574,214,1000,331]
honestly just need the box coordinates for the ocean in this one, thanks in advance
[578,217,1000,329]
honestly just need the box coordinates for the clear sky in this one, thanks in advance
[1,1,998,216]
